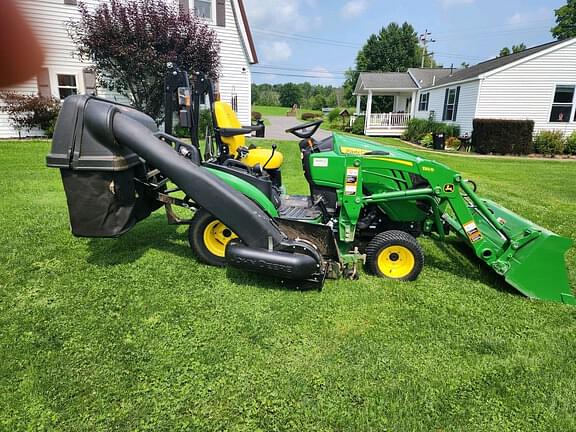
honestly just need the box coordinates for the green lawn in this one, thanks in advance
[252,105,324,118]
[1,139,576,431]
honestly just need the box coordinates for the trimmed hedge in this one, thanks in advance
[403,118,460,143]
[301,112,320,121]
[472,119,534,155]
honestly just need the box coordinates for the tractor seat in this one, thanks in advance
[213,101,283,170]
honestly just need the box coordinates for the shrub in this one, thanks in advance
[403,118,460,143]
[251,111,262,121]
[533,130,566,156]
[420,133,433,148]
[301,112,320,121]
[70,0,220,121]
[351,116,365,135]
[445,136,461,150]
[0,92,61,138]
[565,131,576,155]
[327,108,340,123]
[197,109,213,140]
[472,119,534,155]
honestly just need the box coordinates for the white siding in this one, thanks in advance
[1,0,253,138]
[203,0,252,125]
[414,80,480,135]
[476,41,576,135]
[0,0,101,138]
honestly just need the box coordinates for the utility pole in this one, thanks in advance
[419,29,436,68]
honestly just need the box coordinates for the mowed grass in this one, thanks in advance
[1,138,576,431]
[252,105,323,117]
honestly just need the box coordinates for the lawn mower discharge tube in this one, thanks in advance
[110,110,323,282]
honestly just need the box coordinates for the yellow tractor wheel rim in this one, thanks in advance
[377,245,415,279]
[203,220,238,258]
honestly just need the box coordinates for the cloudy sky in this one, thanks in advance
[242,0,564,85]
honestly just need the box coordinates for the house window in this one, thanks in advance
[549,85,574,123]
[194,0,213,19]
[57,74,78,99]
[418,93,429,111]
[63,0,77,5]
[443,87,460,121]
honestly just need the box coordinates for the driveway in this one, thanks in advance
[260,115,332,141]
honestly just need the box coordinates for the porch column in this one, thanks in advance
[356,94,361,115]
[366,90,373,134]
[410,91,417,116]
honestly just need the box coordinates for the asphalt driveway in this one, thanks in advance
[260,115,332,141]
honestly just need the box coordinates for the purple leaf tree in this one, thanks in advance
[70,0,220,121]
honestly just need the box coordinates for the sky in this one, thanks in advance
[242,0,565,86]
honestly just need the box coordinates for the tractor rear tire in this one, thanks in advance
[188,209,238,267]
[366,230,424,281]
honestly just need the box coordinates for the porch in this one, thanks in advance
[364,112,412,136]
[353,72,418,136]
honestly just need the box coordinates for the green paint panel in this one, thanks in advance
[206,168,279,217]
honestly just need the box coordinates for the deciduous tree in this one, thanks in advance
[343,22,427,108]
[552,0,576,40]
[69,0,220,121]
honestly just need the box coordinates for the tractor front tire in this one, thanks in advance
[188,209,238,267]
[366,230,424,281]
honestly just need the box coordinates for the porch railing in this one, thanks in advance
[368,113,411,129]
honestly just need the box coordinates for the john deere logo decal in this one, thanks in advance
[444,184,455,193]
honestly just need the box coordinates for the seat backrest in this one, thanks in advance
[213,101,244,156]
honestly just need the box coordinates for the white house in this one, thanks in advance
[0,0,258,138]
[354,38,576,137]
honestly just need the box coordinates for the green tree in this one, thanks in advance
[343,22,425,107]
[69,0,220,121]
[258,90,280,106]
[499,43,526,57]
[279,83,302,107]
[552,0,576,40]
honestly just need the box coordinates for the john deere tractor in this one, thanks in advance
[46,68,574,305]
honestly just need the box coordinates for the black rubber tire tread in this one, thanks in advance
[188,208,227,267]
[365,230,424,281]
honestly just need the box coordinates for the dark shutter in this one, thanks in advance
[452,86,461,121]
[37,68,51,98]
[216,0,226,26]
[442,88,449,121]
[64,0,77,5]
[179,0,189,14]
[83,68,97,95]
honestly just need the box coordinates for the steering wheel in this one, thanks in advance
[285,120,323,139]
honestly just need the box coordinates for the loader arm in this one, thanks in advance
[411,159,574,305]
[353,147,573,305]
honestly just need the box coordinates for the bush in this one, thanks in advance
[0,92,61,138]
[251,111,262,121]
[403,118,460,143]
[301,112,320,121]
[327,108,340,123]
[445,136,461,150]
[472,119,534,155]
[565,131,576,155]
[420,133,433,148]
[351,116,365,135]
[174,109,212,140]
[197,109,213,140]
[533,130,566,156]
